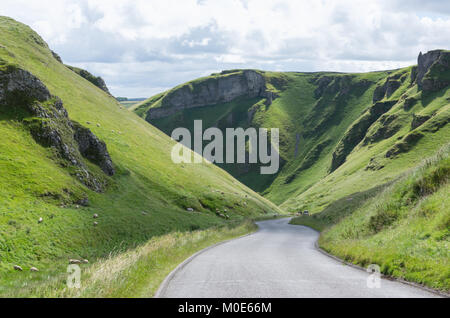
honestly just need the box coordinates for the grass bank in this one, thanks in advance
[291,144,450,292]
[0,220,257,298]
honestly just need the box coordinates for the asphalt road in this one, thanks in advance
[158,218,439,298]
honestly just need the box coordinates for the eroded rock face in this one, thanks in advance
[73,123,115,176]
[0,67,51,103]
[330,100,398,172]
[0,66,114,191]
[66,65,111,95]
[373,73,405,103]
[93,77,110,94]
[411,114,432,130]
[147,70,269,120]
[415,50,450,92]
[51,50,63,63]
[386,132,424,158]
[363,114,401,145]
[314,76,334,98]
[314,75,371,101]
[417,50,441,88]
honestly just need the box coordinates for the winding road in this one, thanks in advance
[157,218,439,298]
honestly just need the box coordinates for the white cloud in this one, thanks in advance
[1,0,449,96]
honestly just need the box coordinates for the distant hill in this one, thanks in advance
[117,97,147,108]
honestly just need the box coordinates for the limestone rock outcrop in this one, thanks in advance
[414,50,450,92]
[373,74,404,103]
[0,66,51,103]
[73,122,115,176]
[66,65,111,95]
[51,50,63,63]
[0,66,114,191]
[146,70,271,120]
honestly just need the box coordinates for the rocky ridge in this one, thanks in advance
[413,50,450,92]
[330,50,450,173]
[146,70,274,121]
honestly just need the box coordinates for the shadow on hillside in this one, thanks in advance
[421,89,447,108]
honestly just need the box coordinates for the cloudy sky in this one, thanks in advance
[1,0,450,97]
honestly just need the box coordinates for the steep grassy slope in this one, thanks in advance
[281,67,450,213]
[0,16,280,291]
[292,144,449,292]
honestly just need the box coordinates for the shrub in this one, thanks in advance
[369,208,399,233]
[411,164,449,199]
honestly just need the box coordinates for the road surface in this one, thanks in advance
[158,218,439,298]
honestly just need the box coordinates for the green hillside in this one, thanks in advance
[0,16,280,293]
[136,57,450,215]
[292,144,449,291]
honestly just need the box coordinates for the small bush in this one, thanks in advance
[411,164,449,199]
[369,207,399,233]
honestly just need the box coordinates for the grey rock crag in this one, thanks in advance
[414,50,450,92]
[51,50,63,63]
[66,65,111,95]
[146,70,271,120]
[0,66,114,191]
[373,74,404,103]
[73,122,115,176]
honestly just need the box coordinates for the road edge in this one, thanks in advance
[154,226,260,298]
[307,229,449,298]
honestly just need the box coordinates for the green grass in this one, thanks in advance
[0,220,257,297]
[291,144,450,292]
[0,16,281,295]
[289,184,387,232]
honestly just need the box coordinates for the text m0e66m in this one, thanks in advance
[223,303,272,313]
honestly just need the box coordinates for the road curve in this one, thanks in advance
[158,218,439,298]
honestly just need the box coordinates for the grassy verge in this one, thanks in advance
[290,184,388,232]
[290,216,329,232]
[290,144,450,292]
[0,220,257,298]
